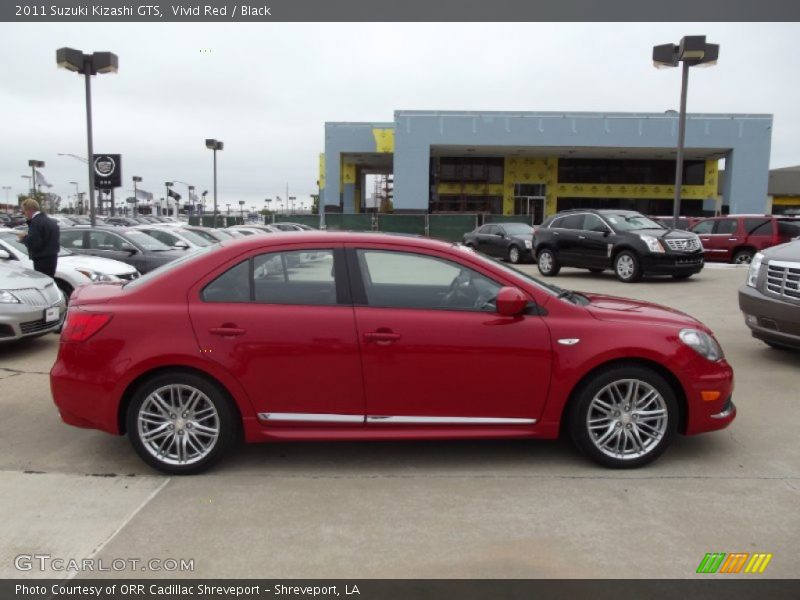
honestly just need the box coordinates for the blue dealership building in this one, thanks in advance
[321,110,773,222]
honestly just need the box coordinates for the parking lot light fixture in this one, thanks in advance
[56,47,119,227]
[652,36,719,229]
[205,139,224,226]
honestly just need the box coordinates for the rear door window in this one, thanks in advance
[714,219,738,235]
[744,219,772,235]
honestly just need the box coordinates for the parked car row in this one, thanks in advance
[463,212,800,282]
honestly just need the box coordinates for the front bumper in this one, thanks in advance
[641,252,704,275]
[738,284,800,350]
[0,300,66,342]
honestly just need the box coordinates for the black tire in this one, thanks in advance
[55,279,74,304]
[614,251,643,283]
[672,273,693,280]
[507,245,522,264]
[588,268,604,274]
[569,365,678,469]
[537,248,560,277]
[732,249,755,265]
[127,372,238,475]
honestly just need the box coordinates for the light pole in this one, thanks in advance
[28,160,45,197]
[2,186,11,214]
[165,182,174,218]
[289,195,297,214]
[239,200,245,220]
[653,35,718,228]
[57,48,118,226]
[205,139,224,226]
[172,180,194,217]
[132,176,142,216]
[226,203,231,215]
[69,181,79,214]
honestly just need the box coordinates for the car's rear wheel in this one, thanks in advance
[537,248,560,276]
[507,245,522,264]
[127,372,237,475]
[733,249,755,265]
[614,251,643,283]
[569,366,678,468]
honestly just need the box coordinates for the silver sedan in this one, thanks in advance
[0,262,66,342]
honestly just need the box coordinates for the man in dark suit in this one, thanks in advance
[17,198,60,277]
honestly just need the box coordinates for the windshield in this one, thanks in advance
[502,223,534,235]
[123,245,215,289]
[0,232,73,257]
[123,230,174,251]
[453,243,566,298]
[605,214,664,231]
[175,228,213,247]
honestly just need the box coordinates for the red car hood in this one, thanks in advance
[583,293,704,330]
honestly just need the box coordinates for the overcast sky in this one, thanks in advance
[1,22,798,211]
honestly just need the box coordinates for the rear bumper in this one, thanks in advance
[738,284,800,350]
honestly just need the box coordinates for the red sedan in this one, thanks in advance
[51,232,735,474]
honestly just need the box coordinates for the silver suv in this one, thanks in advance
[738,239,800,350]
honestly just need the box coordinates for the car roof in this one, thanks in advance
[214,230,455,251]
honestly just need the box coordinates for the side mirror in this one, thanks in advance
[0,249,10,260]
[495,286,529,317]
[120,242,137,254]
[602,229,611,237]
[173,240,190,249]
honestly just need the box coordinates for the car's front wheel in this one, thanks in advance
[614,251,643,283]
[127,372,237,475]
[507,245,522,264]
[537,248,560,276]
[569,365,678,468]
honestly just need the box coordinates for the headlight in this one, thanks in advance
[0,290,20,304]
[679,328,724,361]
[75,269,116,283]
[746,252,764,288]
[524,240,532,249]
[638,234,665,253]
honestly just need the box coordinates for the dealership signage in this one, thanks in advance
[93,154,121,189]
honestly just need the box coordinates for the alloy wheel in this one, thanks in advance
[136,384,221,466]
[586,379,668,461]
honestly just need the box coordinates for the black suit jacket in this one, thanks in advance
[23,213,61,259]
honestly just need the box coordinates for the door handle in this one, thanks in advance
[363,331,401,344]
[209,326,246,337]
[553,231,560,236]
[578,235,586,240]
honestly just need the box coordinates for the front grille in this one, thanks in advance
[664,237,701,252]
[20,318,57,334]
[766,261,800,301]
[12,283,61,306]
[675,257,703,265]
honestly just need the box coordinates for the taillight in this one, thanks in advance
[61,310,112,342]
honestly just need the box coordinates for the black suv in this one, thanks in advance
[534,209,704,282]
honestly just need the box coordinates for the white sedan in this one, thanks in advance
[0,229,140,300]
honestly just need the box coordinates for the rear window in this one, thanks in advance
[777,220,800,237]
[744,219,771,235]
